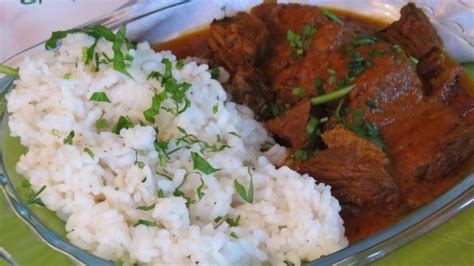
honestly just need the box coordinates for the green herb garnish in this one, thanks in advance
[143,92,167,123]
[157,189,165,198]
[365,99,378,109]
[112,25,132,78]
[0,64,19,78]
[310,85,354,105]
[229,131,241,138]
[196,177,205,201]
[137,203,156,211]
[287,24,317,59]
[212,103,219,114]
[226,215,241,227]
[352,36,378,47]
[291,87,306,96]
[63,73,72,79]
[84,147,95,159]
[95,118,108,129]
[26,185,46,207]
[314,77,325,95]
[210,67,220,80]
[112,116,133,134]
[294,149,311,160]
[322,9,344,25]
[133,219,158,227]
[176,59,185,69]
[63,131,75,145]
[409,56,419,66]
[191,152,220,174]
[234,168,253,204]
[230,232,239,239]
[89,92,111,103]
[173,188,196,207]
[214,216,223,223]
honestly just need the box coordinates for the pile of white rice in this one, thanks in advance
[7,33,347,265]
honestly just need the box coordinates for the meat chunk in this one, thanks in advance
[209,12,273,116]
[383,102,474,181]
[265,100,310,148]
[322,125,389,166]
[229,68,274,117]
[208,12,269,75]
[417,48,463,100]
[251,3,344,91]
[378,3,442,59]
[293,126,399,209]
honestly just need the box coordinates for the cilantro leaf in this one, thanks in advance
[84,147,95,159]
[234,170,254,204]
[136,203,156,211]
[63,131,75,145]
[133,219,158,227]
[90,92,111,103]
[196,177,205,201]
[191,152,220,174]
[95,118,108,129]
[112,25,132,78]
[112,116,133,134]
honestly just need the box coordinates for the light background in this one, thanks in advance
[0,0,127,62]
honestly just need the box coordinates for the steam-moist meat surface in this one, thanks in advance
[155,2,474,243]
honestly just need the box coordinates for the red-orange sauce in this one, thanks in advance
[152,9,473,243]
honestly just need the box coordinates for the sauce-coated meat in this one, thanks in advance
[153,2,474,243]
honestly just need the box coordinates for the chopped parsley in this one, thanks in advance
[230,232,239,239]
[175,127,230,155]
[63,131,75,145]
[409,56,419,66]
[368,50,386,57]
[310,85,354,105]
[112,25,132,78]
[0,64,19,78]
[226,215,241,227]
[293,149,311,160]
[89,92,111,103]
[196,177,205,201]
[133,219,158,227]
[212,103,219,114]
[143,92,167,123]
[173,188,196,207]
[214,216,224,223]
[291,87,306,96]
[365,99,378,109]
[306,116,319,137]
[210,67,220,80]
[287,24,317,59]
[191,152,220,174]
[84,147,95,159]
[351,36,379,47]
[137,203,156,211]
[228,131,241,138]
[63,73,72,79]
[322,9,344,25]
[314,77,325,95]
[26,185,46,207]
[157,189,165,198]
[176,59,185,69]
[335,99,385,149]
[234,168,254,204]
[112,116,133,134]
[95,118,108,129]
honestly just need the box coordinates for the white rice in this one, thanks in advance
[7,33,347,265]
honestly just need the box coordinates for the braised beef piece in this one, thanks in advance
[378,2,442,59]
[294,126,399,209]
[208,12,273,116]
[208,12,269,74]
[265,100,311,148]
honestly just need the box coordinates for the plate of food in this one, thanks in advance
[0,0,473,265]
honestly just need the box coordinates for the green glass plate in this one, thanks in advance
[1,64,473,265]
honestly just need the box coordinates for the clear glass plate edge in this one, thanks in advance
[0,0,472,265]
